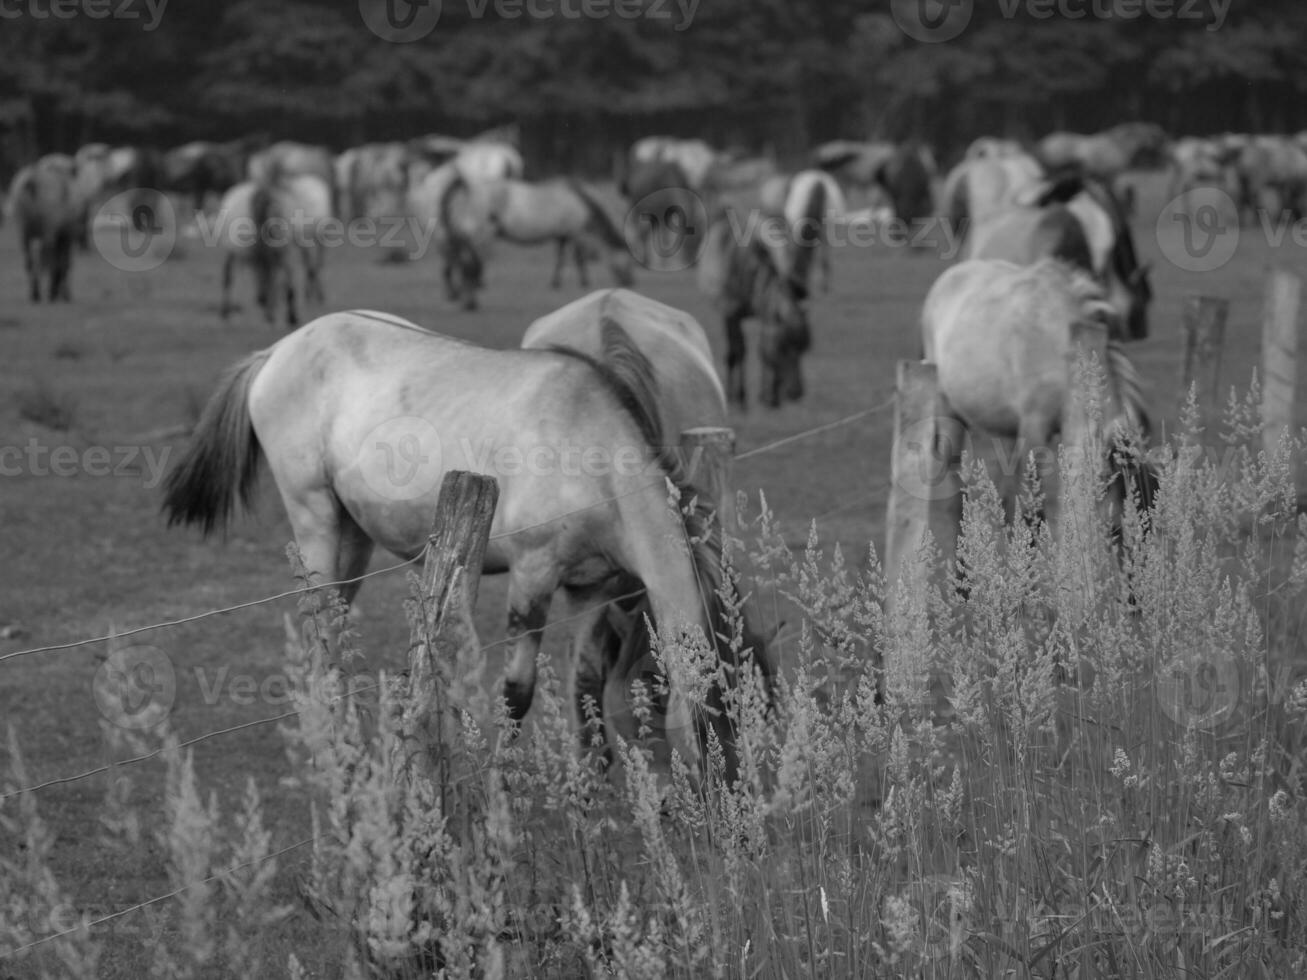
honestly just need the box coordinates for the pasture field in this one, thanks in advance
[2,173,1307,978]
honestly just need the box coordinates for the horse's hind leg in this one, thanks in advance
[573,240,590,289]
[501,552,558,726]
[550,238,566,289]
[282,262,298,329]
[23,238,40,303]
[724,311,747,407]
[566,596,615,765]
[220,253,235,319]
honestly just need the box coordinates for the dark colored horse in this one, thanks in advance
[873,142,936,237]
[697,187,823,408]
[12,157,81,302]
[163,136,265,214]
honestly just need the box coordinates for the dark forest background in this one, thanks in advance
[2,0,1305,177]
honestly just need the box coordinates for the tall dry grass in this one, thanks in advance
[2,374,1306,978]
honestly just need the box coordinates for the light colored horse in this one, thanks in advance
[963,173,1152,341]
[444,176,634,291]
[247,141,336,202]
[211,173,331,326]
[335,142,411,220]
[759,169,846,293]
[1233,134,1307,222]
[941,151,1045,235]
[922,258,1154,538]
[521,290,770,776]
[11,156,83,302]
[454,140,524,185]
[1037,122,1169,180]
[628,136,717,191]
[964,137,1027,161]
[163,310,758,773]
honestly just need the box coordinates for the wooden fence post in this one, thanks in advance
[884,361,962,614]
[1179,295,1228,422]
[1261,267,1300,462]
[403,470,500,784]
[680,425,736,533]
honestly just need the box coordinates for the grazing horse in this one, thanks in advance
[442,175,634,291]
[247,141,336,194]
[622,136,717,195]
[521,290,774,776]
[697,187,823,408]
[163,309,762,774]
[965,171,1152,341]
[759,169,846,292]
[11,156,82,302]
[407,161,484,310]
[922,258,1155,540]
[1037,123,1169,181]
[1233,135,1307,223]
[620,157,706,269]
[212,173,330,327]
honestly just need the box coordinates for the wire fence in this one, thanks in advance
[0,396,900,958]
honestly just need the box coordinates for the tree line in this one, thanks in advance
[1,0,1303,177]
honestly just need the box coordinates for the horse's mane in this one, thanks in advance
[547,320,776,696]
[565,179,626,250]
[1042,258,1153,439]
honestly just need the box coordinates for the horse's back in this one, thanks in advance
[13,159,79,237]
[523,289,727,429]
[924,259,1087,436]
[967,203,1093,273]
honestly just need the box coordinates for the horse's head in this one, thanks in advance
[759,275,812,407]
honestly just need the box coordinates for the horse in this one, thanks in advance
[163,137,264,215]
[1233,135,1307,224]
[619,157,707,270]
[963,137,1028,161]
[212,173,330,327]
[335,142,411,221]
[11,156,82,302]
[872,142,937,236]
[759,170,846,293]
[697,188,823,408]
[1037,123,1169,181]
[941,150,1045,241]
[922,258,1156,542]
[247,141,336,196]
[622,136,717,194]
[963,170,1152,341]
[406,161,484,310]
[454,140,524,185]
[521,290,773,774]
[442,175,634,292]
[162,309,766,776]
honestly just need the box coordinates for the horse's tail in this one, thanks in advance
[162,350,271,535]
[787,176,826,299]
[438,171,483,288]
[566,179,627,250]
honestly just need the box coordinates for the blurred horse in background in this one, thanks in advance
[442,175,634,293]
[163,136,266,215]
[11,155,82,301]
[1037,122,1169,181]
[964,170,1152,341]
[759,169,844,293]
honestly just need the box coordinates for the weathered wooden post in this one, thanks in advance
[1261,267,1300,462]
[883,361,961,616]
[679,425,736,532]
[1179,295,1228,422]
[403,470,500,789]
